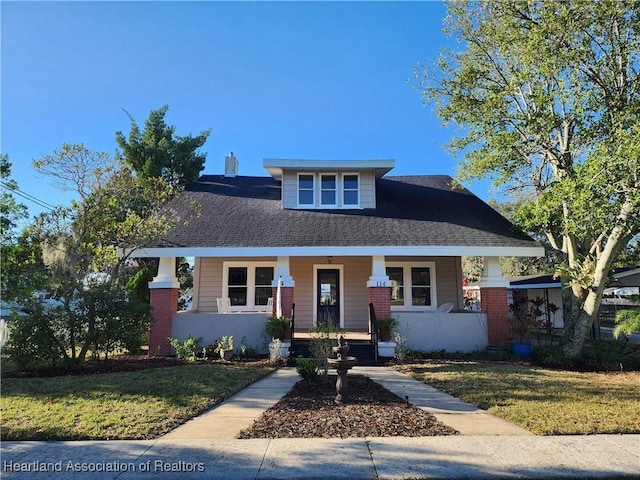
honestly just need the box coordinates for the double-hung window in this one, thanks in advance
[386,262,436,310]
[224,262,275,311]
[343,174,359,206]
[320,174,337,206]
[298,174,315,206]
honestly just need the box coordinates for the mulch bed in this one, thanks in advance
[238,374,459,438]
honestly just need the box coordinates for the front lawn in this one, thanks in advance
[396,361,640,435]
[0,363,274,440]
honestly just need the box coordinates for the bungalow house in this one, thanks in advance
[132,155,543,357]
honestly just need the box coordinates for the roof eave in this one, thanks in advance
[130,244,545,258]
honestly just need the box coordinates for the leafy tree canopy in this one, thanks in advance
[417,0,640,357]
[115,105,211,191]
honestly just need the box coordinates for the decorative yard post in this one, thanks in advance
[479,256,510,346]
[367,256,392,319]
[148,257,180,356]
[272,256,295,317]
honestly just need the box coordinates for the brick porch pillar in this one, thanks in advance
[271,286,295,318]
[480,287,510,346]
[479,257,509,346]
[368,255,392,321]
[148,257,180,357]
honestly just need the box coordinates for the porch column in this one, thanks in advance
[148,257,180,356]
[367,255,391,319]
[272,256,295,317]
[479,256,509,346]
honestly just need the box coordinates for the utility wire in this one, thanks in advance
[0,180,56,211]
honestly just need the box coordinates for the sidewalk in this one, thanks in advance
[2,367,639,479]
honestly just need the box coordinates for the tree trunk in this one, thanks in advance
[561,288,601,358]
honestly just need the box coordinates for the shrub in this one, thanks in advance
[265,315,291,340]
[296,357,318,381]
[169,335,202,362]
[310,323,339,377]
[238,337,260,359]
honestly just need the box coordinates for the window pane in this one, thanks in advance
[229,267,247,286]
[298,175,314,189]
[321,190,336,205]
[321,175,336,189]
[412,287,431,306]
[255,287,272,306]
[387,267,404,306]
[343,174,358,190]
[344,190,358,205]
[411,267,431,286]
[229,287,247,306]
[299,190,313,205]
[255,267,274,286]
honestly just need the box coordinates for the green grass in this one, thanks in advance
[396,360,640,435]
[0,363,274,440]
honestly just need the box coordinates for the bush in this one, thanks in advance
[238,336,260,359]
[265,315,291,340]
[310,323,340,377]
[169,335,202,362]
[296,357,318,381]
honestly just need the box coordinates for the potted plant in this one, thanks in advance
[509,292,539,357]
[265,315,291,361]
[214,335,234,361]
[376,316,399,357]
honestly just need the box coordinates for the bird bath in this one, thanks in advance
[327,335,357,404]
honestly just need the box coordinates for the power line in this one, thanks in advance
[0,180,56,211]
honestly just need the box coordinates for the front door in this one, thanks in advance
[317,269,340,328]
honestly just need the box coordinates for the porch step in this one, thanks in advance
[289,340,378,366]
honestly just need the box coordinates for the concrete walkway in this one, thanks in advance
[2,367,639,479]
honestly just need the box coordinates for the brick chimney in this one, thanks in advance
[225,152,238,177]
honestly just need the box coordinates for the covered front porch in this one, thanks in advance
[144,253,504,357]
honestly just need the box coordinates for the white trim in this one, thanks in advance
[131,245,545,258]
[386,261,437,311]
[263,158,395,180]
[313,264,345,328]
[192,257,202,310]
[149,257,179,289]
[367,255,391,287]
[614,267,640,279]
[222,261,276,312]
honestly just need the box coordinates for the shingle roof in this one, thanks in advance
[154,174,539,251]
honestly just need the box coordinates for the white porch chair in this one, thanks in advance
[437,302,454,313]
[216,297,232,314]
[257,297,273,314]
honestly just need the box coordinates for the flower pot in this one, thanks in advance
[269,340,290,361]
[511,341,533,358]
[377,341,397,358]
[220,349,234,361]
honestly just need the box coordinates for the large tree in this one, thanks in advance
[18,144,175,365]
[116,105,211,191]
[418,0,640,358]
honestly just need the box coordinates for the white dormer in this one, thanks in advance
[263,159,395,210]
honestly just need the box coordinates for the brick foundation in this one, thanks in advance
[480,287,510,346]
[368,286,391,319]
[149,288,179,357]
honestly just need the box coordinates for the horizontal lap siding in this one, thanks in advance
[342,257,370,330]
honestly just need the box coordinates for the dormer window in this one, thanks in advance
[297,172,361,208]
[298,174,315,206]
[343,174,359,206]
[320,174,337,206]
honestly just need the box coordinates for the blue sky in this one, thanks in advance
[2,1,490,223]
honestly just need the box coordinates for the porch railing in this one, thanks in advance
[369,302,379,365]
[289,303,296,361]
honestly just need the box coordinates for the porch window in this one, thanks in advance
[223,262,275,311]
[386,262,437,310]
